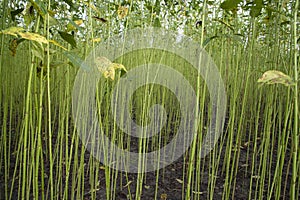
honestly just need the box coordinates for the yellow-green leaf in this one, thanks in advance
[84,2,101,15]
[257,70,295,86]
[66,19,83,32]
[95,56,112,72]
[49,40,68,50]
[94,56,127,80]
[91,38,101,43]
[0,27,25,37]
[160,193,167,200]
[18,32,48,44]
[117,6,128,19]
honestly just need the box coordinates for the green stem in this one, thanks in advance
[291,0,299,199]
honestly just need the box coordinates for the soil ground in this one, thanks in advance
[0,119,295,200]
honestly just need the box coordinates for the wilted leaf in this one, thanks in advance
[84,2,101,15]
[176,178,183,184]
[49,40,68,50]
[99,166,105,170]
[0,27,48,44]
[257,70,295,86]
[8,38,25,56]
[144,185,150,189]
[103,66,116,80]
[18,32,48,44]
[94,56,127,80]
[160,193,167,200]
[74,19,83,26]
[123,181,132,188]
[195,20,202,28]
[192,191,204,194]
[9,39,18,56]
[92,16,108,23]
[91,38,101,42]
[118,6,128,19]
[95,56,112,72]
[0,27,25,37]
[36,64,47,78]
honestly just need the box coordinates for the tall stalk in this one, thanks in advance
[291,0,299,199]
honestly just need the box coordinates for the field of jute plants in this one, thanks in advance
[0,0,299,199]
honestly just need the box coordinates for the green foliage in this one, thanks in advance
[250,0,263,17]
[63,51,89,71]
[10,8,24,21]
[0,0,299,200]
[220,0,243,10]
[58,31,77,48]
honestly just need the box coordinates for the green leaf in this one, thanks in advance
[63,0,78,10]
[154,0,161,15]
[63,51,90,70]
[207,1,214,6]
[258,70,296,86]
[220,0,243,10]
[202,34,243,47]
[63,18,83,32]
[24,4,35,26]
[214,19,234,31]
[50,61,68,68]
[44,14,58,27]
[29,0,47,18]
[10,8,24,21]
[153,17,161,27]
[31,41,45,60]
[203,36,219,47]
[280,21,290,26]
[58,31,77,48]
[250,0,263,18]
